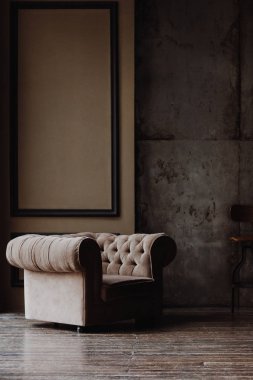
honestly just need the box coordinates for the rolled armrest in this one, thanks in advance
[150,234,177,280]
[151,235,177,266]
[6,234,101,273]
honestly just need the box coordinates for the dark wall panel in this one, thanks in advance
[136,0,239,141]
[136,0,253,306]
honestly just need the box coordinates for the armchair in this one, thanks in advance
[6,232,176,328]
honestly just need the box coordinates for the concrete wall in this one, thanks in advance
[136,0,253,306]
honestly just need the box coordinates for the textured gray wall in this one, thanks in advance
[136,0,253,306]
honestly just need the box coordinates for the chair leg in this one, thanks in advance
[77,326,85,333]
[236,287,240,311]
[231,245,247,313]
[232,287,240,313]
[232,287,235,313]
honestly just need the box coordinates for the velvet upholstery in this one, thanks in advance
[6,232,176,327]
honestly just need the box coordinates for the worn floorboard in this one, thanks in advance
[0,309,253,379]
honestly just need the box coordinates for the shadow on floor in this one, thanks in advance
[29,307,251,334]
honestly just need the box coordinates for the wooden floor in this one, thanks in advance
[1,309,253,379]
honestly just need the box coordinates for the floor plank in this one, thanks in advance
[1,309,253,379]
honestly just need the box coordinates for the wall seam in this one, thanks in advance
[238,0,241,236]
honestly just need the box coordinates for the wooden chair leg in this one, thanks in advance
[232,287,240,313]
[232,287,235,313]
[236,287,240,311]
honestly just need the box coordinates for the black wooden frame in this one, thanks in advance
[10,1,119,217]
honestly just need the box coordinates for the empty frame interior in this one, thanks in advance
[11,2,119,216]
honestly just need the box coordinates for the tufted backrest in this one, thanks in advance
[68,232,166,278]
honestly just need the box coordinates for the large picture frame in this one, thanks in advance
[10,1,119,217]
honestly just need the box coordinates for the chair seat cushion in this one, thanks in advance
[101,274,155,302]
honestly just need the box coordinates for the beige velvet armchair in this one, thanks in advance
[6,232,176,329]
